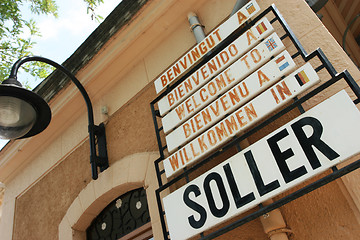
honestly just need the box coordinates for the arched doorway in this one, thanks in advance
[58,152,160,240]
[86,187,152,240]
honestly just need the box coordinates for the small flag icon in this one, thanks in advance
[265,38,277,51]
[295,70,310,86]
[246,3,256,14]
[256,22,267,35]
[275,55,290,71]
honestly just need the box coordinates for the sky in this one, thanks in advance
[26,0,122,87]
[0,0,121,149]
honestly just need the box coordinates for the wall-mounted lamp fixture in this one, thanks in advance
[0,56,109,180]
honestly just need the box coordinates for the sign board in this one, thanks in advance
[158,17,274,116]
[162,32,286,134]
[164,62,320,177]
[163,50,295,143]
[163,90,360,240]
[154,0,261,94]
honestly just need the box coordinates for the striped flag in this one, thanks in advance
[275,55,290,71]
[295,70,310,86]
[246,3,256,14]
[256,22,267,35]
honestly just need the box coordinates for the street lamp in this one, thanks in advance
[0,56,109,180]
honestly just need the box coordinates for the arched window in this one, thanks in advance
[87,188,152,240]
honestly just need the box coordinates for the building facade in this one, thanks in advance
[0,0,360,239]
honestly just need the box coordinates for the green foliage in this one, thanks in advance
[28,0,58,16]
[0,0,103,87]
[87,0,104,22]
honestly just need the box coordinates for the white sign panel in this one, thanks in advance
[164,63,320,177]
[154,0,261,94]
[158,17,274,116]
[163,90,360,240]
[162,32,285,134]
[164,50,295,147]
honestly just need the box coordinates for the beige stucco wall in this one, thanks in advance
[0,0,360,239]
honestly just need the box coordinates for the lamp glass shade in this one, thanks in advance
[0,96,37,139]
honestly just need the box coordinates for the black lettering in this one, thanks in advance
[183,185,207,229]
[268,129,307,183]
[291,117,340,170]
[223,163,255,208]
[244,150,280,196]
[204,172,230,218]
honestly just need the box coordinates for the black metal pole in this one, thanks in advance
[10,56,107,179]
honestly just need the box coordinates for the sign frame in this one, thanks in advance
[151,4,360,240]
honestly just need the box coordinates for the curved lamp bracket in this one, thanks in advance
[8,56,109,180]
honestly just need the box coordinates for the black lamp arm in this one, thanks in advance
[10,56,109,180]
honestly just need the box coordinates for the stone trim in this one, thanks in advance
[59,151,159,240]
